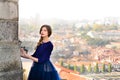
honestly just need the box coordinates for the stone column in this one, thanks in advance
[0,0,23,80]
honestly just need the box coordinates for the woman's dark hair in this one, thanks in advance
[36,24,52,48]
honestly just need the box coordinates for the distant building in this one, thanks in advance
[87,30,120,40]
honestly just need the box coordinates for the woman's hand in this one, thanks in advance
[20,48,30,58]
[20,48,25,57]
[20,48,38,62]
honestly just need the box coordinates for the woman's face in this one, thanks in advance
[40,27,48,38]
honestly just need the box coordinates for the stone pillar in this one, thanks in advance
[0,0,23,80]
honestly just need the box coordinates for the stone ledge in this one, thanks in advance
[0,0,18,2]
[0,41,20,48]
[0,1,18,20]
[0,18,18,21]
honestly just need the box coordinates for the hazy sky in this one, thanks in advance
[19,0,120,20]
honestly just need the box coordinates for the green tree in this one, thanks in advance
[108,63,112,72]
[86,38,110,47]
[84,24,92,31]
[102,63,105,72]
[60,60,63,66]
[69,65,74,70]
[80,64,85,73]
[108,24,118,30]
[67,64,70,69]
[88,64,92,73]
[74,65,77,71]
[92,24,103,31]
[94,63,99,73]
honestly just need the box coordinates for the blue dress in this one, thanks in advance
[28,41,61,80]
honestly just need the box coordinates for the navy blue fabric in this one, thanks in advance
[28,60,61,80]
[28,41,61,80]
[31,41,53,63]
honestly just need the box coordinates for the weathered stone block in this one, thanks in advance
[0,1,18,20]
[0,70,22,80]
[0,0,18,2]
[0,41,23,80]
[0,20,18,41]
[0,0,23,79]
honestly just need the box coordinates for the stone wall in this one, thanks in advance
[0,0,23,80]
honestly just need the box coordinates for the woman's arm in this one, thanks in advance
[27,55,38,62]
[20,48,38,62]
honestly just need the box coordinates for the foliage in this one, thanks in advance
[86,38,110,47]
[102,63,105,72]
[88,64,92,73]
[94,63,99,73]
[81,33,90,40]
[67,64,70,69]
[60,60,64,66]
[80,64,85,73]
[74,65,77,71]
[92,24,103,31]
[69,65,74,70]
[108,63,112,72]
[92,23,118,31]
[80,31,110,47]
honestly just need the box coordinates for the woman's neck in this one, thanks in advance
[42,37,49,42]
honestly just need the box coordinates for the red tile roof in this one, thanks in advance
[55,64,88,80]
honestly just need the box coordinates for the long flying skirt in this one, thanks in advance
[28,60,61,80]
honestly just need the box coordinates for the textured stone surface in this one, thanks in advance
[0,20,18,41]
[0,0,23,80]
[0,42,23,80]
[0,42,20,61]
[0,70,22,80]
[0,1,18,20]
[0,0,18,2]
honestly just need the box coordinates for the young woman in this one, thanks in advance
[20,24,61,80]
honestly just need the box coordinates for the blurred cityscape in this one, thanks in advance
[19,16,120,80]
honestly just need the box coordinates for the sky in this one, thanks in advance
[19,0,120,21]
